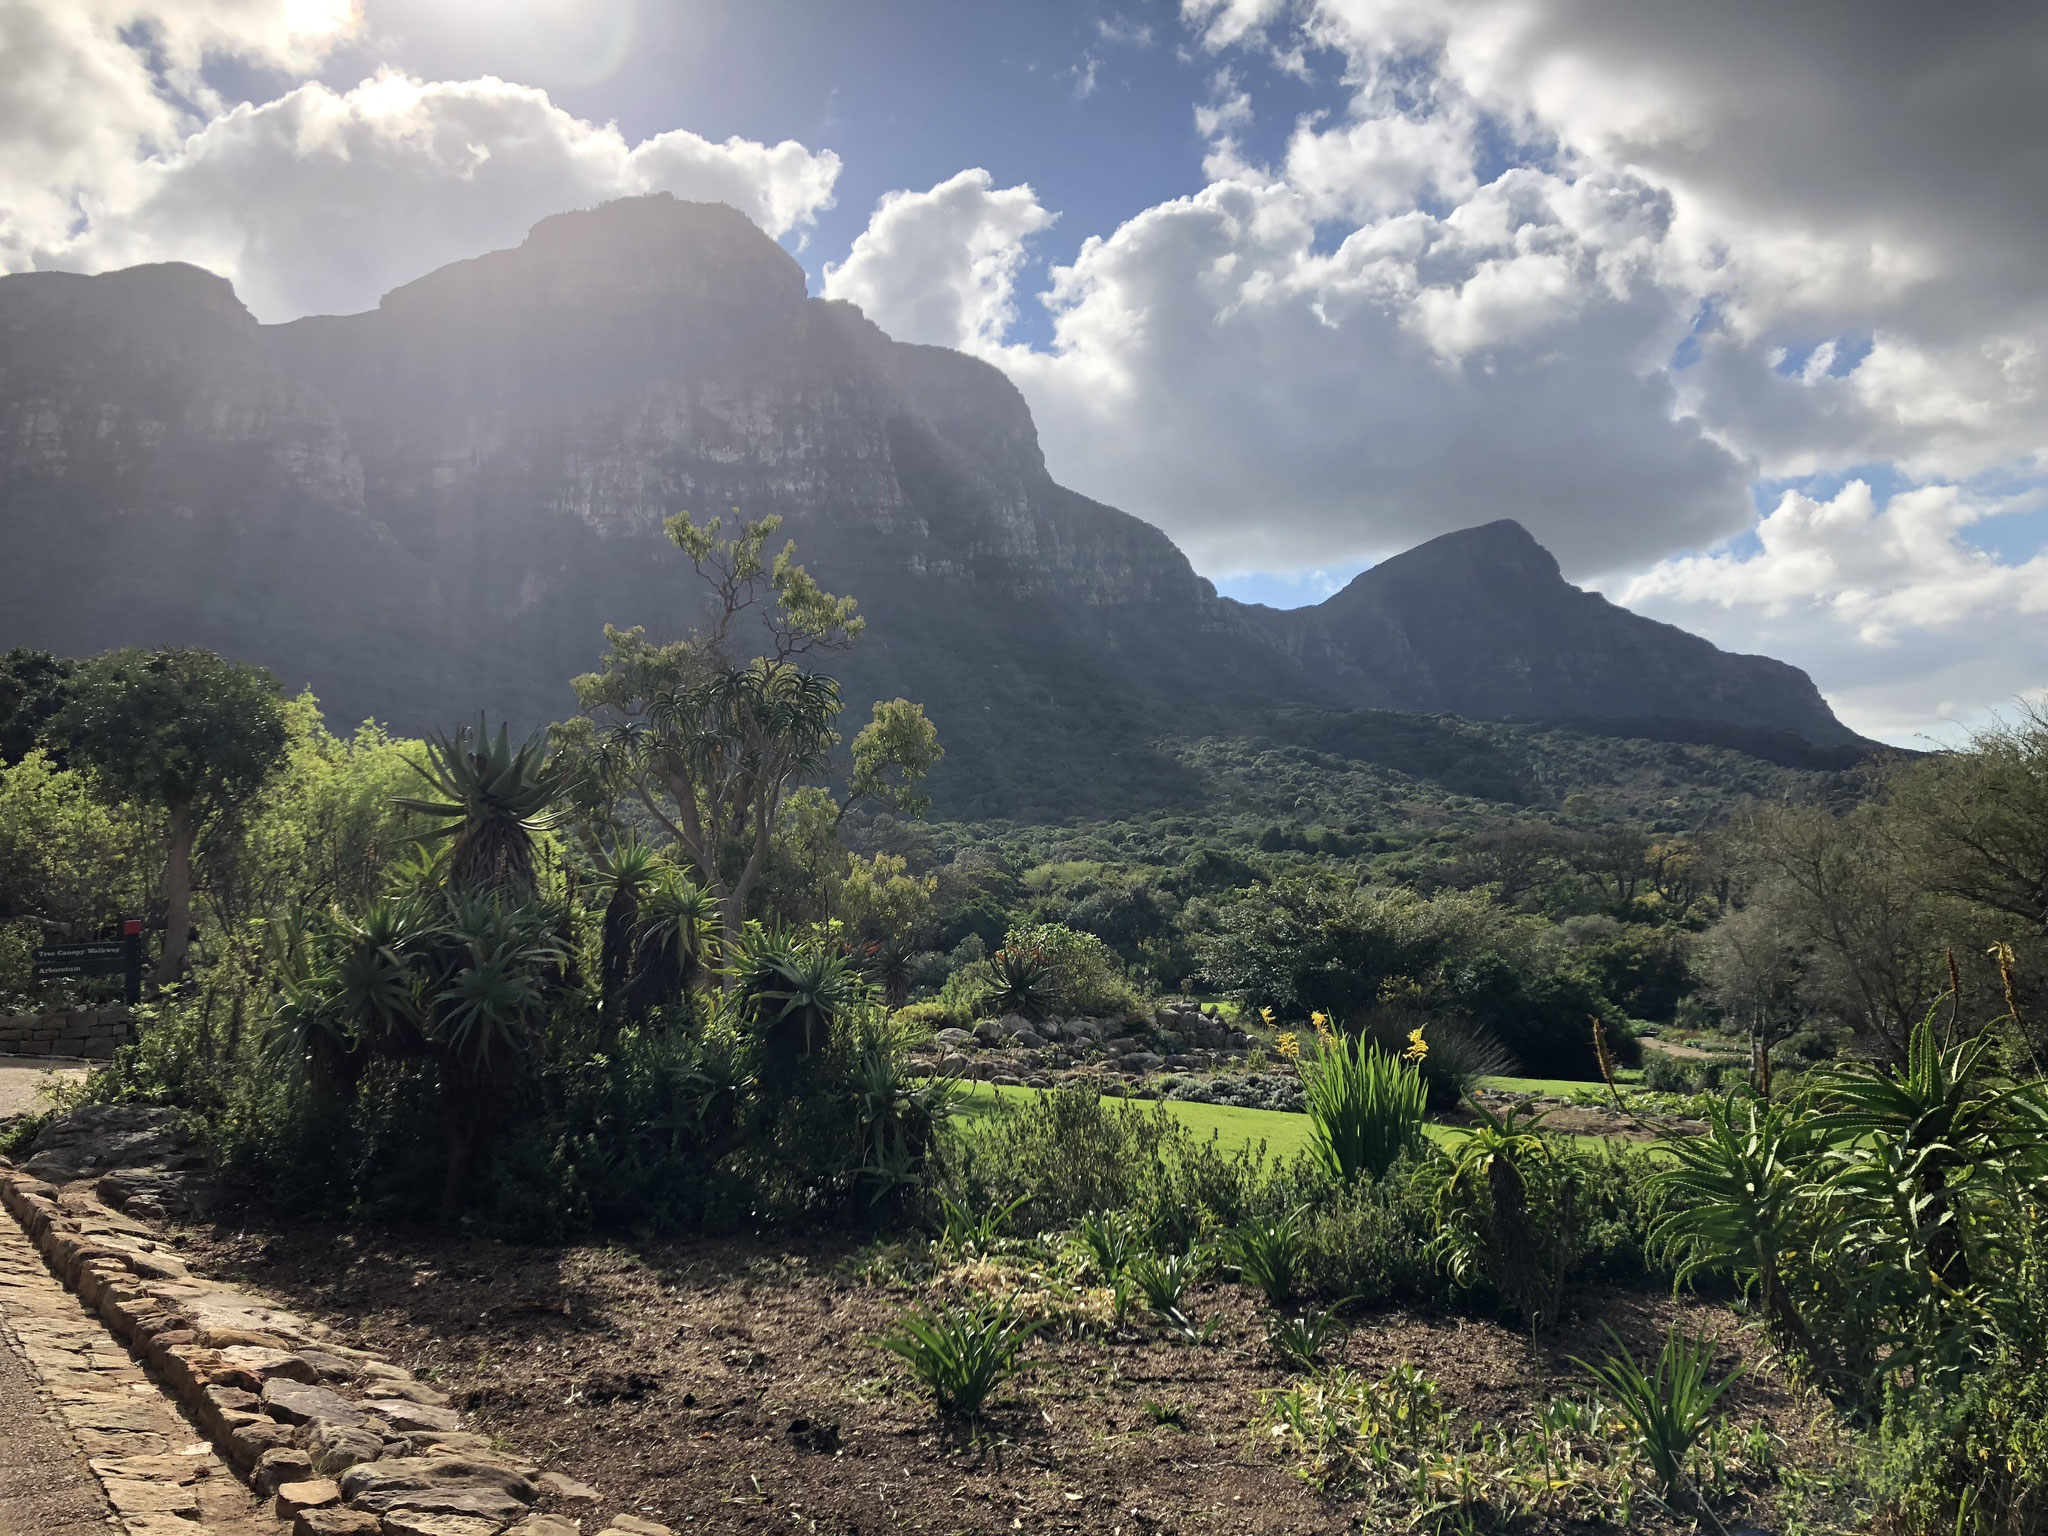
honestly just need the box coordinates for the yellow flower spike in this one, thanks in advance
[1275,1032,1300,1061]
[1259,1006,1275,1027]
[1404,1026,1429,1062]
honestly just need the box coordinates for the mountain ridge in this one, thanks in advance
[0,194,1870,817]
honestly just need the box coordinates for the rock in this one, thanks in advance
[293,1511,381,1536]
[338,1456,539,1515]
[934,1028,975,1050]
[379,1516,504,1536]
[538,1472,602,1503]
[1126,1052,1164,1072]
[227,1419,298,1470]
[1010,1029,1045,1050]
[254,1447,318,1497]
[301,1418,383,1475]
[936,1052,971,1075]
[264,1378,368,1426]
[608,1518,677,1536]
[507,1517,581,1536]
[274,1477,342,1516]
[374,1401,463,1433]
[971,1018,1008,1047]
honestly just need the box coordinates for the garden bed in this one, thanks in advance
[170,1219,1807,1535]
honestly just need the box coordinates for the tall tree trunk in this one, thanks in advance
[154,799,196,986]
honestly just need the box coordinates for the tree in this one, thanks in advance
[1885,705,2048,934]
[1722,802,1946,1062]
[0,649,75,767]
[51,649,289,985]
[568,510,939,958]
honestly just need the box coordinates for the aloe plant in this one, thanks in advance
[396,717,572,897]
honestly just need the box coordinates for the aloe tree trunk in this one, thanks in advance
[153,798,196,987]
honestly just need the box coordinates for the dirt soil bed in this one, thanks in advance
[169,1219,1803,1535]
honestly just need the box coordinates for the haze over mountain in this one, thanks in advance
[0,195,1866,816]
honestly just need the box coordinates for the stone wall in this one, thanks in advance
[0,1009,132,1059]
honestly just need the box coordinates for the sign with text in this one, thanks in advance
[34,935,143,1004]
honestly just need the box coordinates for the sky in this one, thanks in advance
[6,0,2047,745]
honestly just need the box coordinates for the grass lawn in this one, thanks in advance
[948,1079,1320,1159]
[1477,1074,1617,1099]
[946,1079,1644,1158]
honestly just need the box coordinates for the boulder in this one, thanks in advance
[934,1028,975,1051]
[508,1518,583,1536]
[936,1053,971,1076]
[1010,1029,1045,1050]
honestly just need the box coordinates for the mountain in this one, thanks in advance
[0,195,1869,818]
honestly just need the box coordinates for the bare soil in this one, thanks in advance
[173,1220,1801,1535]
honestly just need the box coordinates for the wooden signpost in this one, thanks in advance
[34,922,144,1005]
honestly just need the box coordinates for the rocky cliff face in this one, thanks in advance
[0,195,1864,817]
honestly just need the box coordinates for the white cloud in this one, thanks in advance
[4,0,839,322]
[821,170,1056,352]
[1620,481,2048,739]
[46,71,839,321]
[0,0,359,267]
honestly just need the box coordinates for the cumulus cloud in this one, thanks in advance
[5,0,839,321]
[0,0,358,266]
[50,71,840,321]
[822,170,1056,351]
[833,151,1741,577]
[1620,481,2048,739]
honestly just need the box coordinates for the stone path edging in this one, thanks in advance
[0,1161,609,1536]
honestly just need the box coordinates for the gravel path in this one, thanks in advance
[0,1055,89,1120]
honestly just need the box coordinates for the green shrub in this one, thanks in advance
[1363,1007,1517,1111]
[1297,1157,1447,1308]
[1230,1209,1307,1307]
[1875,1345,2048,1536]
[1573,1325,1744,1501]
[890,999,964,1037]
[1641,1050,1695,1093]
[875,1297,1044,1419]
[1431,1103,1586,1333]
[1004,921,1147,1019]
[1301,1032,1426,1184]
[939,1085,1271,1237]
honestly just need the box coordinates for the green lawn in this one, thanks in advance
[948,1079,1320,1159]
[946,1079,1643,1157]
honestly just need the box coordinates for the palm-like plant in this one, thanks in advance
[983,944,1054,1020]
[592,838,666,1027]
[396,717,573,897]
[1231,1209,1308,1307]
[1809,1006,2036,1291]
[867,934,916,1011]
[633,868,719,1015]
[734,929,868,1091]
[875,1297,1044,1419]
[1433,1101,1583,1333]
